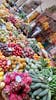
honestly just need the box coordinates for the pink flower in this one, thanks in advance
[24,85,30,93]
[22,77,32,85]
[10,74,15,81]
[26,77,32,85]
[4,85,11,95]
[9,93,18,100]
[21,93,27,99]
[4,72,31,100]
[23,72,29,77]
[5,75,11,84]
[18,96,22,100]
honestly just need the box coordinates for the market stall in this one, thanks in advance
[0,0,56,100]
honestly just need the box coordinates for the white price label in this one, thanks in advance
[15,76,22,83]
[7,60,11,65]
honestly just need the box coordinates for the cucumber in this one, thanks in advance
[39,89,49,97]
[29,74,37,79]
[31,83,35,86]
[31,83,41,90]
[32,78,41,83]
[34,69,39,74]
[40,84,49,89]
[29,70,37,76]
[29,91,32,96]
[29,70,35,74]
[47,90,51,100]
[31,64,36,69]
[26,65,30,70]
[29,74,41,79]
[42,95,47,100]
[39,78,47,84]
[32,88,42,98]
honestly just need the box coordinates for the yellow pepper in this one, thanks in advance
[38,42,44,49]
[0,71,4,76]
[0,76,4,81]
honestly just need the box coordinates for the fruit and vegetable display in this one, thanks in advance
[0,1,56,100]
